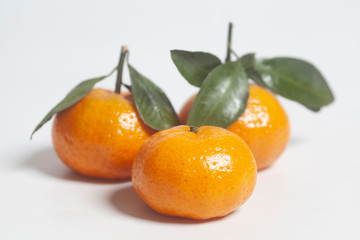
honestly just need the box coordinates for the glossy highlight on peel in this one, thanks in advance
[228,85,290,170]
[132,125,257,220]
[179,85,290,170]
[52,88,155,179]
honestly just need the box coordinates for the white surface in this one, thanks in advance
[1,0,360,239]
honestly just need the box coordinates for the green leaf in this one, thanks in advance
[240,53,256,70]
[187,60,249,128]
[30,67,118,139]
[128,64,180,130]
[254,57,334,109]
[240,53,267,88]
[171,50,222,87]
[305,105,321,112]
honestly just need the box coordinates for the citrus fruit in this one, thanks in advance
[52,88,155,179]
[179,84,290,170]
[132,125,257,220]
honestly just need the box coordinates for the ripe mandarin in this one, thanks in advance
[179,84,290,170]
[52,88,155,179]
[132,125,257,220]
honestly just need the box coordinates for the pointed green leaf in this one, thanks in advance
[240,53,256,70]
[30,67,118,139]
[240,53,268,88]
[187,60,249,128]
[171,50,222,87]
[255,57,334,109]
[305,105,321,112]
[128,64,180,130]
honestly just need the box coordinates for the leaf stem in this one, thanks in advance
[231,49,239,59]
[123,83,132,91]
[115,46,129,94]
[225,22,233,62]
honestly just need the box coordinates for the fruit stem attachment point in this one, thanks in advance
[115,46,129,94]
[225,22,233,62]
[189,126,200,134]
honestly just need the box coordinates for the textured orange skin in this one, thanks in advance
[179,85,290,170]
[52,88,155,179]
[132,125,257,220]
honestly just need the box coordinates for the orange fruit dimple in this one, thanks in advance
[52,88,155,179]
[179,85,290,170]
[132,125,257,220]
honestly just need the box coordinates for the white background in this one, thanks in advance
[1,0,360,239]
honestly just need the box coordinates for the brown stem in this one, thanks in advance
[225,22,233,62]
[115,46,129,94]
[189,126,200,133]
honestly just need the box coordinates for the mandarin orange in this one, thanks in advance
[132,125,257,220]
[52,88,155,179]
[179,84,290,170]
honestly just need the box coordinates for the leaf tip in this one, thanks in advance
[30,126,39,140]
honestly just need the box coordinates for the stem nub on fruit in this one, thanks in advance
[189,126,200,133]
[115,46,129,94]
